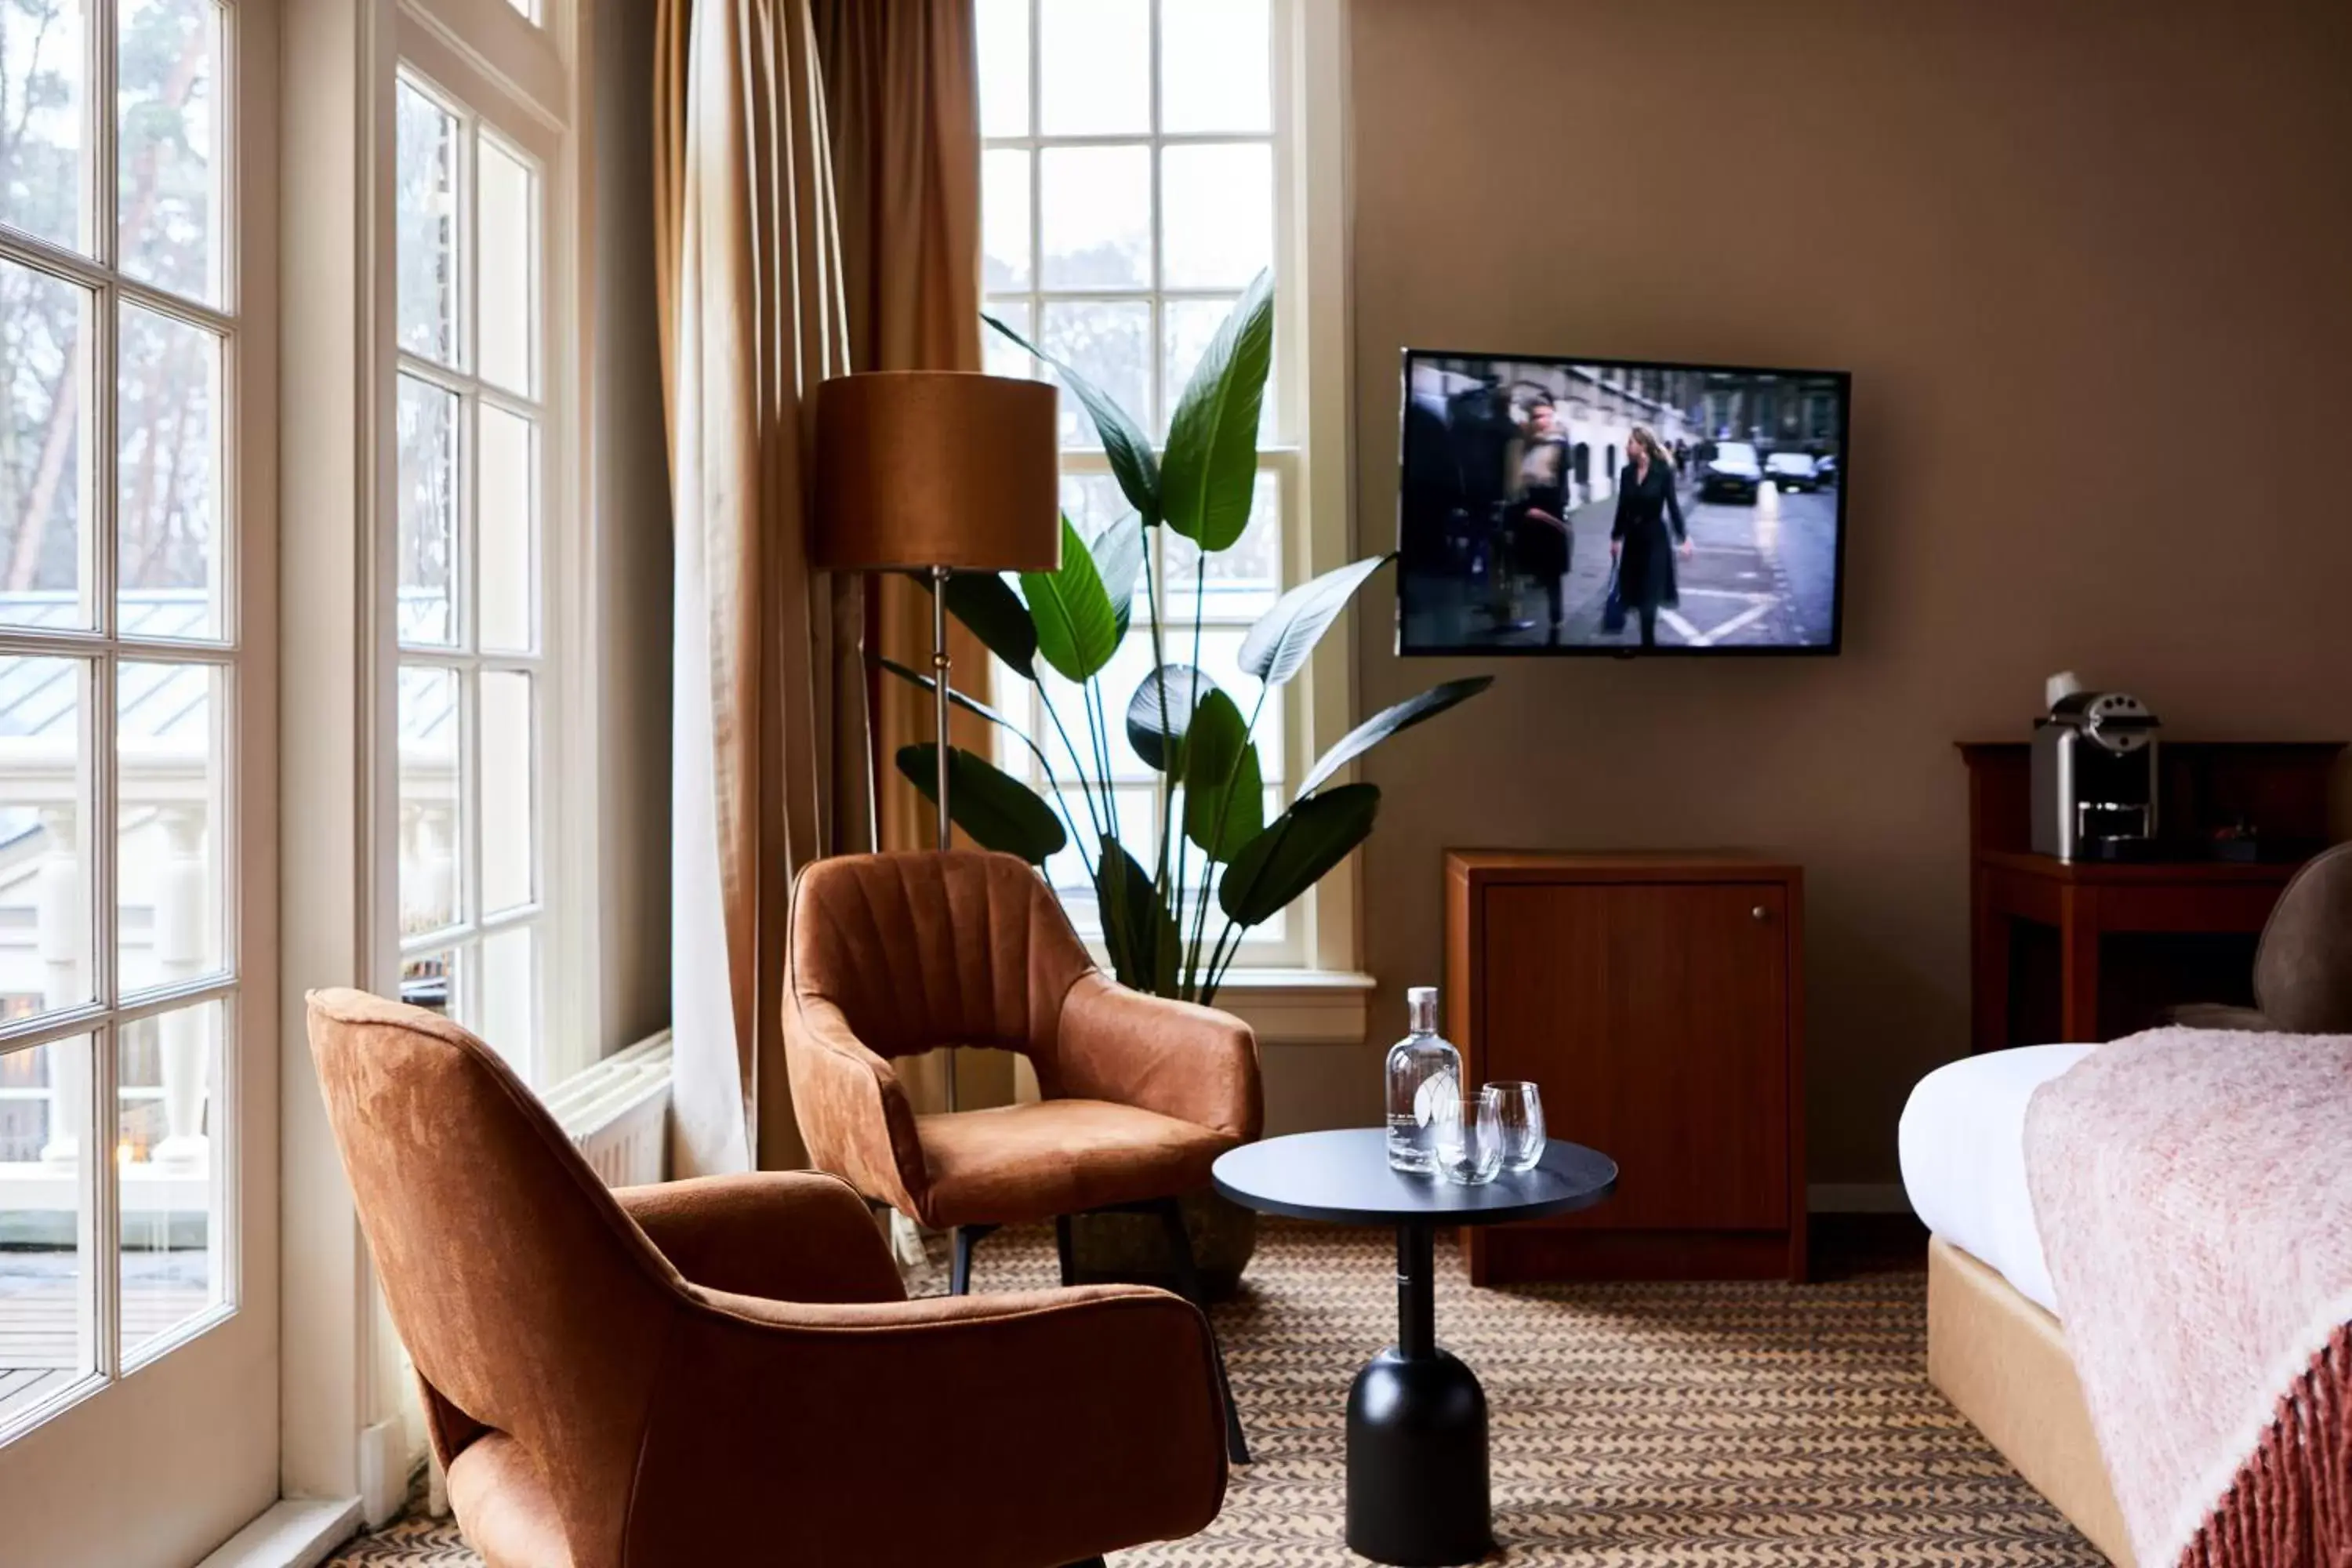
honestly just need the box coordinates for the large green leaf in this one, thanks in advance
[929,570,1039,681]
[1185,736,1263,860]
[1237,554,1390,687]
[1294,676,1494,799]
[1160,270,1273,552]
[877,655,1056,775]
[1124,663,1216,772]
[894,744,1067,865]
[1217,783,1381,928]
[1091,512,1146,642]
[1094,835,1179,992]
[985,313,1160,528]
[1022,514,1121,681]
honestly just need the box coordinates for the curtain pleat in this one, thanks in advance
[813,0,1005,1116]
[654,0,872,1176]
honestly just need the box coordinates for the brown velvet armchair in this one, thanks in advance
[782,850,1262,1460]
[306,987,1229,1568]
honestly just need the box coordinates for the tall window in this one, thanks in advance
[977,0,1298,965]
[392,62,556,1080]
[0,0,238,1438]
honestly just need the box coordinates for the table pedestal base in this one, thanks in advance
[1345,1219,1491,1566]
[1346,1346,1490,1566]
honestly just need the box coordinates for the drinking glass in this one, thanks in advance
[1436,1085,1506,1185]
[1491,1080,1547,1172]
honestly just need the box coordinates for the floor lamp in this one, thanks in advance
[811,371,1061,1105]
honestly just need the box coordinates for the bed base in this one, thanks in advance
[1926,1236,2135,1566]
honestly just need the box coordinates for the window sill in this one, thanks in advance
[1207,968,1374,1047]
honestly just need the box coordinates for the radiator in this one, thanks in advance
[543,1031,672,1188]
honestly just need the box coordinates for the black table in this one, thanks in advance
[1212,1128,1617,1567]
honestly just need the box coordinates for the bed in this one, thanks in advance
[1899,1044,2135,1566]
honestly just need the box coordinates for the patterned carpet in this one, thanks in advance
[328,1218,2103,1566]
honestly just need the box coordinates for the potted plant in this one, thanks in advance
[884,273,1489,1284]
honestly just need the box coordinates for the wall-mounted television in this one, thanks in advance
[1396,350,1849,656]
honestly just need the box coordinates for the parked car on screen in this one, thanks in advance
[1701,441,1762,503]
[1815,454,1839,486]
[1765,452,1820,492]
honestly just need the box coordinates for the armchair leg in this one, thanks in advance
[949,1223,996,1297]
[1054,1213,1077,1287]
[1152,1198,1250,1465]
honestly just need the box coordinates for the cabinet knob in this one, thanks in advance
[1751,905,1770,923]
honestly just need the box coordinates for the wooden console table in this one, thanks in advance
[1958,741,2343,1049]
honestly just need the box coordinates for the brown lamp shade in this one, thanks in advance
[810,372,1062,572]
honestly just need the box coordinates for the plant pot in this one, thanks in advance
[1069,1186,1258,1301]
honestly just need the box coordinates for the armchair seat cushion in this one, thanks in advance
[917,1099,1236,1228]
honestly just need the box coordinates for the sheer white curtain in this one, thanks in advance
[654,0,871,1176]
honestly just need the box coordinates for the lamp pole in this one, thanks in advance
[931,564,953,853]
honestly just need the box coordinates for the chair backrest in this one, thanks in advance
[2255,843,2352,1033]
[305,988,680,1558]
[788,850,1094,1060]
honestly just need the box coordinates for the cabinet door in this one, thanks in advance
[1481,881,1789,1229]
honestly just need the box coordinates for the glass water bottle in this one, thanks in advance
[1385,985,1462,1173]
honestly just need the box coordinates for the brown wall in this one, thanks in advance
[1345,0,2352,1185]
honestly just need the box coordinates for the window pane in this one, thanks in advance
[0,260,89,630]
[394,80,459,365]
[1039,299,1147,448]
[1164,296,1274,442]
[480,670,532,914]
[397,666,460,935]
[118,999,224,1363]
[477,405,532,653]
[476,136,535,398]
[398,949,456,1016]
[1161,143,1272,289]
[1161,0,1271,133]
[0,1036,95,1428]
[477,925,533,1074]
[118,0,217,303]
[982,299,1035,382]
[118,661,224,987]
[0,657,91,1015]
[395,374,458,647]
[1040,145,1149,291]
[1165,470,1280,619]
[981,149,1030,292]
[1039,0,1146,136]
[975,0,1028,137]
[1039,633,1153,783]
[117,304,220,638]
[0,0,85,250]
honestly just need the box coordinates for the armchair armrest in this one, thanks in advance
[1056,972,1262,1142]
[781,993,931,1215]
[615,1171,905,1305]
[622,1283,1229,1566]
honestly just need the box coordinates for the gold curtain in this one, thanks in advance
[652,0,873,1174]
[813,0,1011,1115]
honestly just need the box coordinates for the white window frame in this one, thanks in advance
[979,0,1363,1026]
[0,0,257,1449]
[379,0,596,1089]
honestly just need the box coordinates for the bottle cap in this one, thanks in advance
[1406,985,1439,1030]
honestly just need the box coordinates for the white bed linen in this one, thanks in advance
[1898,1043,2094,1316]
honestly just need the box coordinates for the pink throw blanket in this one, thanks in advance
[2024,1027,2352,1568]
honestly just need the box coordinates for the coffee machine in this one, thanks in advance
[2031,690,2161,860]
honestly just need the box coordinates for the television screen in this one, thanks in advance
[1396,350,1849,655]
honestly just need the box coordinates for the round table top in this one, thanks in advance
[1212,1128,1617,1228]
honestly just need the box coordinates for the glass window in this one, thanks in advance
[0,0,244,1449]
[978,0,1293,966]
[393,67,553,1081]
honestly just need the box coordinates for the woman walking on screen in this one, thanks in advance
[1609,425,1694,648]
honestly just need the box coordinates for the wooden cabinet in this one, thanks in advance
[1445,852,1806,1283]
